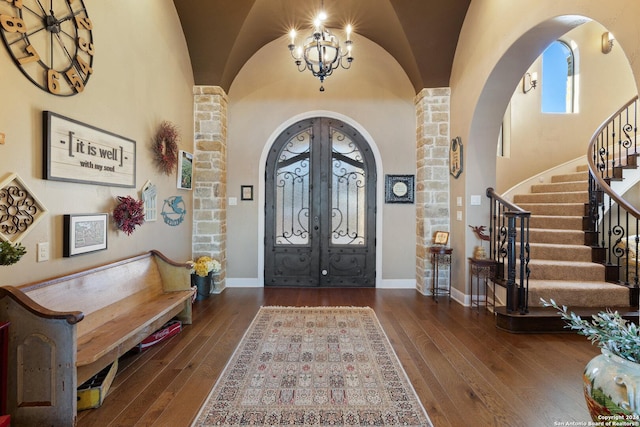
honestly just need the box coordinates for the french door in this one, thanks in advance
[265,117,376,287]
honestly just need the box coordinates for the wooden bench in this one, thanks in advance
[0,250,194,426]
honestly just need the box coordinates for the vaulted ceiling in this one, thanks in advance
[172,0,471,94]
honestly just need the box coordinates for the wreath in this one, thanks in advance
[152,121,180,175]
[113,196,145,235]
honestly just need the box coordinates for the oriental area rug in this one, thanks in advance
[192,306,432,426]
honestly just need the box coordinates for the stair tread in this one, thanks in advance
[528,279,622,286]
[528,242,590,249]
[528,259,602,267]
[530,228,584,233]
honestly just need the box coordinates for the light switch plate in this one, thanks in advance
[37,242,49,262]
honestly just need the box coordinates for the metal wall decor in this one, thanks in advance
[43,111,136,187]
[0,173,48,243]
[161,196,186,226]
[450,136,463,178]
[385,174,414,203]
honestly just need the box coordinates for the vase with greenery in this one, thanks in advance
[190,256,221,300]
[542,298,640,420]
[0,241,26,266]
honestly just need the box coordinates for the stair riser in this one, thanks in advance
[527,263,605,281]
[531,182,588,193]
[527,245,592,262]
[551,172,589,183]
[529,216,583,230]
[514,192,588,203]
[528,287,630,307]
[518,204,585,216]
[526,230,584,245]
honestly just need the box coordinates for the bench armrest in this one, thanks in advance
[0,286,84,324]
[151,250,193,292]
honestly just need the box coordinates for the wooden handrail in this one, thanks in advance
[486,187,530,214]
[586,95,640,220]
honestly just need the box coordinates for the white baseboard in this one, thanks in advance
[226,278,417,289]
[226,278,261,287]
[224,278,478,306]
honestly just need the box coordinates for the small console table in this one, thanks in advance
[430,246,453,302]
[468,258,498,311]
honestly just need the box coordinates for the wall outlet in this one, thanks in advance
[37,242,49,262]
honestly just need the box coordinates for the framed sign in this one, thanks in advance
[63,214,108,257]
[385,175,414,203]
[450,136,463,178]
[43,111,136,188]
[177,150,193,190]
[241,185,254,201]
[433,231,449,246]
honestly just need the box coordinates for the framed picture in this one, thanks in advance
[43,111,136,188]
[450,136,463,178]
[241,185,254,201]
[63,214,108,257]
[433,231,449,246]
[177,150,193,190]
[385,175,414,203]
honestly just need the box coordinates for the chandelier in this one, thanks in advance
[288,2,353,92]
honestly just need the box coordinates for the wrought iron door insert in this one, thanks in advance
[265,117,376,287]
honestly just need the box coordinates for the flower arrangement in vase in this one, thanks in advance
[191,256,221,277]
[190,256,221,301]
[542,298,640,420]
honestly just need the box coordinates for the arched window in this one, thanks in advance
[542,40,575,113]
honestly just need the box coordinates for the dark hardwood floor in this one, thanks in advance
[77,288,597,426]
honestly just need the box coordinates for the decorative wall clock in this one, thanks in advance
[384,174,415,204]
[0,0,94,96]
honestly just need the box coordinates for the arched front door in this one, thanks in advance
[265,117,376,287]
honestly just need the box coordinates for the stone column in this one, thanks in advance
[192,86,228,292]
[415,88,451,294]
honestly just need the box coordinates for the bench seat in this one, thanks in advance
[76,288,193,383]
[0,250,195,427]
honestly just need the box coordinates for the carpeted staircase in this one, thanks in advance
[512,165,631,308]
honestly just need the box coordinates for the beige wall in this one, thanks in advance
[498,20,637,192]
[450,0,640,296]
[226,35,417,285]
[0,0,194,286]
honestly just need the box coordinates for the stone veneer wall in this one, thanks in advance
[192,86,228,292]
[415,88,451,294]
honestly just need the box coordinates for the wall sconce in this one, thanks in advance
[602,31,615,54]
[522,72,537,93]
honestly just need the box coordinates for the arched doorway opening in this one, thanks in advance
[264,117,377,287]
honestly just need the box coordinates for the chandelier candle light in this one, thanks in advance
[288,2,353,92]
